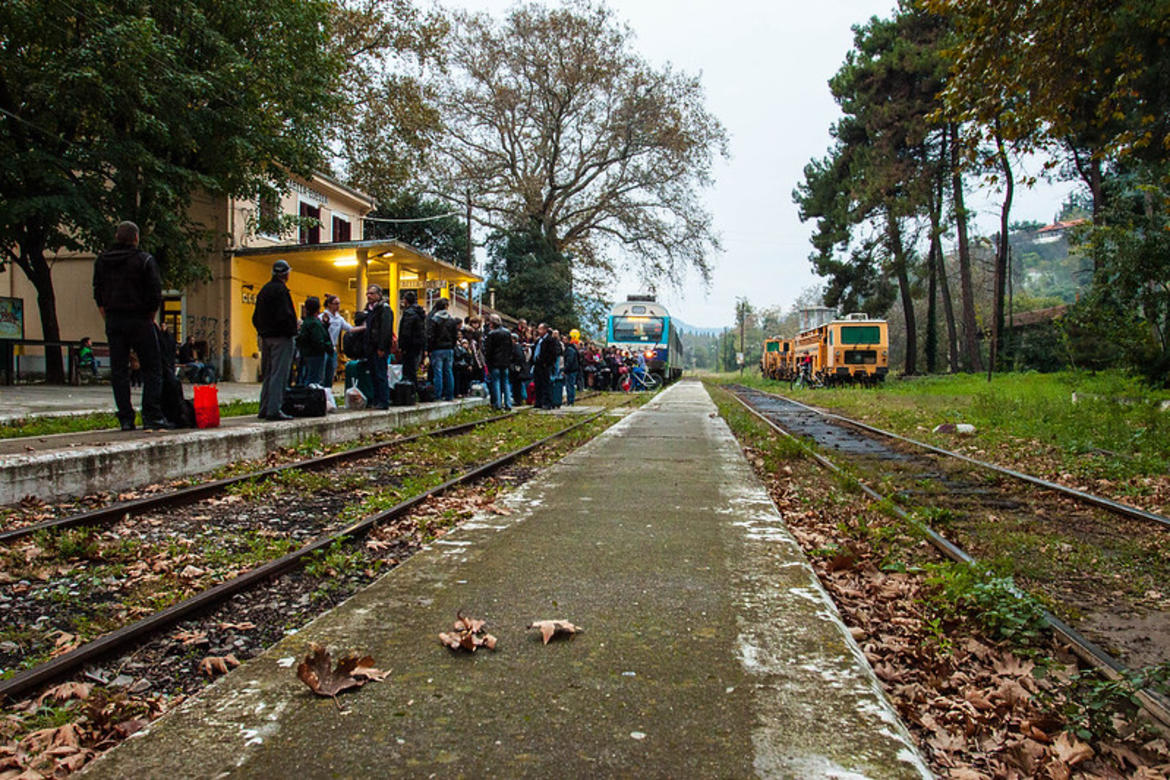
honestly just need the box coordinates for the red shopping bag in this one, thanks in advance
[193,384,220,429]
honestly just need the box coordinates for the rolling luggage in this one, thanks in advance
[391,380,417,407]
[552,376,564,407]
[417,382,436,403]
[282,386,328,417]
[345,359,374,403]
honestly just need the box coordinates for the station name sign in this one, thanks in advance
[398,279,448,290]
[290,180,330,206]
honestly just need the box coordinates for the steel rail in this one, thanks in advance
[0,402,628,703]
[739,386,1170,530]
[0,410,520,544]
[730,389,1170,733]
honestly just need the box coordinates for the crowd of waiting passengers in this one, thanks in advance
[278,285,657,416]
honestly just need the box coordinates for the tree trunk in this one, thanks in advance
[931,131,959,373]
[950,123,982,372]
[14,240,66,383]
[887,213,917,376]
[926,234,938,374]
[990,126,1014,377]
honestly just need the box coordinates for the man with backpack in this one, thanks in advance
[425,297,459,401]
[92,221,172,430]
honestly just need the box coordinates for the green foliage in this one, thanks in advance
[485,225,577,328]
[365,193,469,268]
[1062,662,1170,740]
[0,0,346,381]
[33,527,101,561]
[0,0,346,277]
[923,562,1049,646]
[304,539,366,578]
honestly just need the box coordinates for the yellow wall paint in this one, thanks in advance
[231,259,351,381]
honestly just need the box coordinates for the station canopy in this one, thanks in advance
[232,239,481,304]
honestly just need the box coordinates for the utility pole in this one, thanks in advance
[735,297,750,376]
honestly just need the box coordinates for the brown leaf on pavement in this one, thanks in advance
[199,654,240,677]
[438,612,498,652]
[527,620,583,645]
[296,643,387,698]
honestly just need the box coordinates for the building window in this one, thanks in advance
[256,190,282,239]
[299,202,321,245]
[332,216,351,243]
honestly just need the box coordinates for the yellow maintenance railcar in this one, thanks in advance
[769,309,889,386]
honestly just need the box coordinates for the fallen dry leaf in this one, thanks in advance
[527,619,583,645]
[48,631,81,657]
[1052,731,1094,767]
[36,682,92,705]
[217,622,256,632]
[296,643,387,698]
[173,630,208,646]
[199,654,240,677]
[438,612,498,652]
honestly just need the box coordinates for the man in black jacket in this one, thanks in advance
[398,289,427,386]
[252,260,297,421]
[364,285,394,409]
[531,322,558,409]
[483,314,514,410]
[92,221,171,430]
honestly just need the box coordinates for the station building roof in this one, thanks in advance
[232,239,482,288]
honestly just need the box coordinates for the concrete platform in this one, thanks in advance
[0,382,264,423]
[83,381,928,778]
[0,398,485,505]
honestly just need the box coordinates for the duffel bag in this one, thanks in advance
[282,386,328,417]
[391,380,417,407]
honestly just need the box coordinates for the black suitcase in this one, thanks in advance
[391,380,417,407]
[282,386,328,417]
[417,382,436,402]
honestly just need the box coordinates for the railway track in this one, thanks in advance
[0,408,517,543]
[728,384,1170,731]
[0,396,633,702]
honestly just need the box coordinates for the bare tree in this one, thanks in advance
[429,1,728,285]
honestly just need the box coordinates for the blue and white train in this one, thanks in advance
[604,295,684,383]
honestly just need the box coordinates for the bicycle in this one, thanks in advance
[790,365,823,391]
[630,369,661,392]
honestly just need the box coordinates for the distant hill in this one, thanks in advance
[675,319,726,337]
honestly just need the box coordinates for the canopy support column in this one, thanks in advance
[356,249,369,312]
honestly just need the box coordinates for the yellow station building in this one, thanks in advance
[4,173,482,381]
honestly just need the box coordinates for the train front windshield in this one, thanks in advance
[611,316,664,343]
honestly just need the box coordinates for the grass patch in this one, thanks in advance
[0,399,265,440]
[716,369,1170,484]
[922,561,1050,647]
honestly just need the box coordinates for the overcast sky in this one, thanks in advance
[450,0,1077,329]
